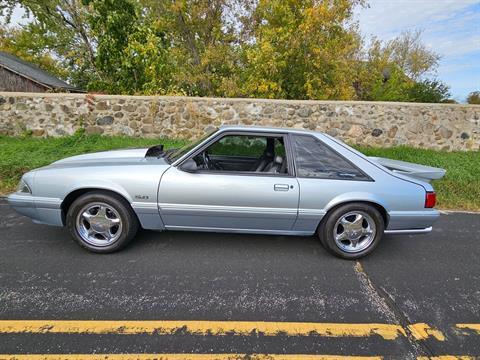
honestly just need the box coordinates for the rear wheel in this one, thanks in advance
[318,203,384,259]
[66,191,139,253]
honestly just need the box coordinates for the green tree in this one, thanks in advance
[1,0,451,103]
[84,0,174,94]
[467,91,480,105]
[354,31,443,102]
[367,66,411,102]
[141,0,246,97]
[83,0,138,92]
[1,0,176,94]
[237,0,362,100]
[383,30,440,80]
[407,79,450,103]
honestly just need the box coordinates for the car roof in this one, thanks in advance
[218,125,323,136]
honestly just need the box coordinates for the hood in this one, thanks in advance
[39,148,170,171]
[53,148,150,165]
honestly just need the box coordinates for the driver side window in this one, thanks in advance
[193,134,288,175]
[209,136,266,157]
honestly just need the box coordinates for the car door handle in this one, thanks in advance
[274,184,290,192]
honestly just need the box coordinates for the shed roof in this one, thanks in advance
[0,51,80,92]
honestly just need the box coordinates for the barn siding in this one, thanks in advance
[0,66,49,92]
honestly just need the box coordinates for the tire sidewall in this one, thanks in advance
[319,203,385,259]
[66,192,138,253]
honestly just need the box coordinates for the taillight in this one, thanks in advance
[425,192,436,208]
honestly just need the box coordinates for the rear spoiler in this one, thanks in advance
[368,157,446,182]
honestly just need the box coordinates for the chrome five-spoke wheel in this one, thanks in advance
[67,191,139,253]
[318,203,384,259]
[333,211,376,253]
[76,203,123,246]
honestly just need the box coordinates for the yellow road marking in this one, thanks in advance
[456,324,480,334]
[1,320,474,341]
[407,323,445,341]
[418,357,476,360]
[0,355,382,360]
[0,355,476,360]
[0,320,406,340]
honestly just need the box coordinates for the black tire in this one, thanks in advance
[317,202,385,259]
[66,191,139,253]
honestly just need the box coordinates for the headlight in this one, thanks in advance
[16,178,32,194]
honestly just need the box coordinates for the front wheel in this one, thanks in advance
[318,203,384,259]
[66,191,139,253]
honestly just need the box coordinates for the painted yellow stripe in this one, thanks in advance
[417,357,476,360]
[0,355,476,360]
[0,320,406,340]
[0,355,382,360]
[456,324,480,334]
[407,323,445,341]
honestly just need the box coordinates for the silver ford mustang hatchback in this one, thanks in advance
[8,126,445,259]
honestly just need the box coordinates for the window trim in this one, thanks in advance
[290,134,373,182]
[176,130,296,178]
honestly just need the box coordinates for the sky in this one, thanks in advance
[5,1,480,102]
[355,0,480,102]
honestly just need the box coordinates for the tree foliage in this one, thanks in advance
[237,0,361,100]
[467,91,480,105]
[84,0,176,94]
[0,0,451,102]
[0,24,67,79]
[352,31,449,103]
[407,79,451,103]
[382,30,440,80]
[0,0,99,88]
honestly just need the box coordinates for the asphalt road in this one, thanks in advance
[0,198,479,359]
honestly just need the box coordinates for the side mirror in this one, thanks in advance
[180,159,198,172]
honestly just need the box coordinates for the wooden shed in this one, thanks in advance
[0,51,81,93]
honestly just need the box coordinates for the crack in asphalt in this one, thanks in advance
[354,261,435,359]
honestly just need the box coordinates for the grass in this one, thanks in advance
[1,133,478,211]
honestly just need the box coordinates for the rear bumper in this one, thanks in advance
[386,209,439,234]
[7,193,63,226]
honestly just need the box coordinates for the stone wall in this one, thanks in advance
[0,92,479,151]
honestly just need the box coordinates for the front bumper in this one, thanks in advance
[7,193,63,226]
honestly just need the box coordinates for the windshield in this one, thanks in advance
[167,128,218,163]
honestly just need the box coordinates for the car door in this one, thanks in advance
[158,132,299,232]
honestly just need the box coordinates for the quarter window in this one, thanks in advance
[292,135,370,180]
